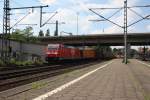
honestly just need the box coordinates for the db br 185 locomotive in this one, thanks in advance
[45,44,96,62]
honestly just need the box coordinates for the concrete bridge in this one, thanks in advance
[39,33,150,46]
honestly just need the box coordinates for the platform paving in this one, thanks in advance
[43,59,149,100]
[0,59,150,100]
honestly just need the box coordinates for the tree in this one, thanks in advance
[38,30,44,37]
[113,48,118,53]
[54,30,58,36]
[11,29,26,41]
[54,20,58,36]
[10,28,39,43]
[23,26,33,37]
[45,29,50,37]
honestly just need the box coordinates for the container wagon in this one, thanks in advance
[82,49,96,59]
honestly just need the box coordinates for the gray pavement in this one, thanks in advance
[45,59,149,100]
[0,59,150,100]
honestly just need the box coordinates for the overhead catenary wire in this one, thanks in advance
[89,7,123,10]
[128,8,145,19]
[41,11,58,27]
[89,9,123,28]
[10,12,31,29]
[89,8,123,22]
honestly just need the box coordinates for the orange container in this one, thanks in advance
[82,49,96,58]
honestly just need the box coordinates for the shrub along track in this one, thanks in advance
[0,60,101,92]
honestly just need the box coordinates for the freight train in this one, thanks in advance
[45,44,96,62]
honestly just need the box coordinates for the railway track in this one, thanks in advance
[0,65,62,80]
[0,60,100,92]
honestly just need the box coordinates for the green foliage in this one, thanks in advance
[28,36,40,43]
[38,30,44,37]
[94,45,113,59]
[22,61,34,66]
[1,56,43,67]
[144,95,150,100]
[113,48,123,55]
[0,59,6,67]
[45,29,50,37]
[23,26,33,37]
[54,30,58,36]
[8,58,34,66]
[9,58,23,66]
[10,27,39,43]
[9,58,16,65]
[31,82,47,89]
[11,29,27,42]
[34,60,43,65]
[113,48,118,53]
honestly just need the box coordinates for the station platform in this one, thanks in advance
[0,59,150,100]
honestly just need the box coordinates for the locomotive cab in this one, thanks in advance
[45,44,61,61]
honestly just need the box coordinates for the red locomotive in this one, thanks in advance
[45,44,81,61]
[45,44,98,62]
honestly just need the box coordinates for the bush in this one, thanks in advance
[15,61,24,66]
[8,58,33,67]
[34,59,43,65]
[3,58,43,67]
[9,58,16,65]
[14,61,34,67]
[0,59,6,67]
[22,61,34,66]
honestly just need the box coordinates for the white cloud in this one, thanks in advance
[54,8,92,35]
[39,0,56,5]
[12,0,146,36]
[20,11,39,24]
[147,25,150,31]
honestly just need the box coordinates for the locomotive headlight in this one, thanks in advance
[46,51,58,55]
[53,52,58,54]
[46,52,50,54]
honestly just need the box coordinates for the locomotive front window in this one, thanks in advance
[48,48,57,50]
[48,44,60,50]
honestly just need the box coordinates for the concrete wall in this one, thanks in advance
[0,39,47,61]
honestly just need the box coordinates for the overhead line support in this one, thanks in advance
[124,0,128,64]
[10,5,48,10]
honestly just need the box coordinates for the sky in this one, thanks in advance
[0,0,150,36]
